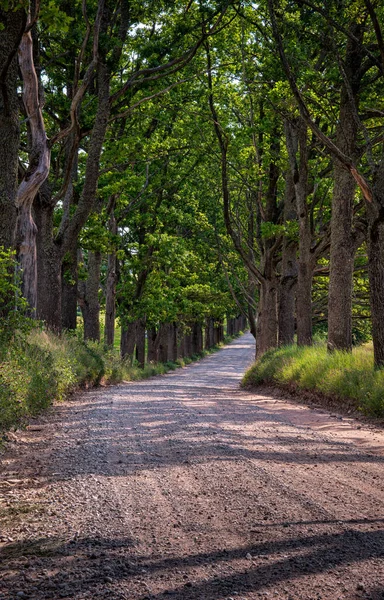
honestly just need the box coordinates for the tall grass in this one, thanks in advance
[0,328,243,435]
[242,343,384,417]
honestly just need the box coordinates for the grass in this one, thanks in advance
[242,342,384,418]
[0,327,243,436]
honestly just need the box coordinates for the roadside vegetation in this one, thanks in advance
[2,4,384,430]
[0,323,243,436]
[242,343,384,418]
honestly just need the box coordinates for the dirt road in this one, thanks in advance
[1,333,384,600]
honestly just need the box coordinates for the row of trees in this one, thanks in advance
[0,0,250,365]
[0,1,382,365]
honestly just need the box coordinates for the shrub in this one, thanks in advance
[0,247,33,355]
[242,343,384,418]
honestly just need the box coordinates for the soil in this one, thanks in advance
[0,333,383,600]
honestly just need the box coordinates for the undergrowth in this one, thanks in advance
[0,328,242,435]
[242,343,384,417]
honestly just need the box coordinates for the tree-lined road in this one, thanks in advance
[1,334,384,600]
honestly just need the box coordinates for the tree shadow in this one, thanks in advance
[1,524,384,599]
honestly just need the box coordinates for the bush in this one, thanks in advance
[0,325,243,435]
[242,343,384,418]
[0,247,33,354]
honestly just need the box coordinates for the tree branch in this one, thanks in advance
[267,0,373,202]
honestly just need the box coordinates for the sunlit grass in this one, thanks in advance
[242,342,384,417]
[0,328,243,434]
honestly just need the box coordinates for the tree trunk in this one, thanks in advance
[192,322,203,354]
[79,251,101,342]
[104,213,117,346]
[226,316,233,336]
[205,318,214,349]
[327,162,356,351]
[61,244,78,330]
[38,59,110,332]
[285,118,314,345]
[158,324,168,363]
[16,16,50,312]
[61,136,79,331]
[135,319,146,368]
[256,278,278,357]
[120,321,137,360]
[367,161,384,367]
[279,162,297,345]
[35,189,62,330]
[166,323,177,362]
[147,327,157,363]
[0,8,25,249]
[327,24,363,352]
[296,254,314,346]
[184,331,193,357]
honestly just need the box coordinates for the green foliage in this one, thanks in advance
[242,344,384,418]
[0,326,242,435]
[0,247,33,353]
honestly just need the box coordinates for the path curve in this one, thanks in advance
[1,333,384,600]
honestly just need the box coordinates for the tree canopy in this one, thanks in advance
[1,0,383,365]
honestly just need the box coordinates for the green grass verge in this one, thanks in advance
[241,343,384,418]
[0,328,243,436]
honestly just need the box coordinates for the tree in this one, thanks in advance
[0,6,26,250]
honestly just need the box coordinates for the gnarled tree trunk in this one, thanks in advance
[16,16,50,312]
[0,8,26,249]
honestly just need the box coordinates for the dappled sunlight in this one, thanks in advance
[2,335,384,599]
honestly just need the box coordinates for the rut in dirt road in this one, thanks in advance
[1,333,384,600]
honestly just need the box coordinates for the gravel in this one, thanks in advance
[0,333,383,599]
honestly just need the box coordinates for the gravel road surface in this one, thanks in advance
[1,333,383,600]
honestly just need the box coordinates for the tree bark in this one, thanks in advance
[35,186,62,330]
[166,323,177,362]
[278,160,297,345]
[328,25,363,352]
[104,211,117,346]
[0,8,26,250]
[16,15,50,312]
[367,161,384,367]
[158,324,169,363]
[184,330,193,357]
[192,322,203,354]
[226,316,233,336]
[256,278,278,357]
[120,321,137,360]
[79,251,102,342]
[147,327,157,363]
[135,319,146,368]
[205,317,214,349]
[61,244,78,330]
[290,119,313,346]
